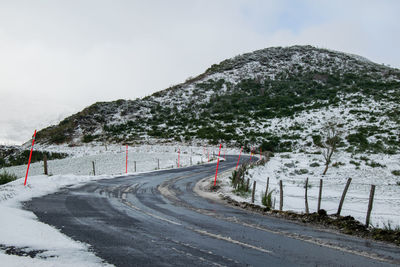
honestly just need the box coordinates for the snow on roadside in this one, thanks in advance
[218,152,400,228]
[0,174,116,266]
[2,144,232,178]
[0,144,235,265]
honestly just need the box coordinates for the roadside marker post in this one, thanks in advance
[92,161,96,176]
[236,146,243,170]
[365,185,376,227]
[24,130,36,186]
[260,148,262,160]
[214,144,222,186]
[249,147,253,162]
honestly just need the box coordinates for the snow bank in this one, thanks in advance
[219,152,400,228]
[2,144,229,177]
[0,174,115,266]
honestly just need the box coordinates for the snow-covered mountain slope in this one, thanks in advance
[34,45,400,156]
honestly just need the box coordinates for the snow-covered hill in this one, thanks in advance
[33,45,400,156]
[12,45,400,228]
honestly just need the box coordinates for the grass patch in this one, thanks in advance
[295,169,309,175]
[392,170,400,176]
[261,190,274,209]
[366,160,386,168]
[309,162,320,167]
[0,171,17,185]
[349,160,360,166]
[332,161,345,167]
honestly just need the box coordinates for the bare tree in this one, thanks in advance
[321,121,341,175]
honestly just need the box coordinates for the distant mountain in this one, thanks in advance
[35,45,400,154]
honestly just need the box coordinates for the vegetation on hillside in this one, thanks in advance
[0,149,68,169]
[32,46,400,156]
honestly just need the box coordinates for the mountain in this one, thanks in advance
[35,45,400,154]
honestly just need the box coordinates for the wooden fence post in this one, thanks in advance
[305,178,309,214]
[279,180,283,211]
[43,154,48,175]
[264,177,269,199]
[92,161,96,176]
[318,179,323,212]
[246,178,250,192]
[337,178,352,216]
[365,185,376,227]
[252,181,256,203]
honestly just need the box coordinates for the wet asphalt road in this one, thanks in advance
[25,155,400,266]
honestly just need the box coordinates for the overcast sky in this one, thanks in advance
[1,0,399,145]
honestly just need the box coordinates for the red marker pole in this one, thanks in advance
[236,146,243,170]
[214,143,222,186]
[126,145,128,173]
[260,148,262,160]
[249,147,253,162]
[24,130,36,186]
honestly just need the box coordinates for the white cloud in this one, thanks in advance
[0,0,399,144]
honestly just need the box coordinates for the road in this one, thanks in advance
[25,155,400,266]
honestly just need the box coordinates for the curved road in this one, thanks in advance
[26,155,400,266]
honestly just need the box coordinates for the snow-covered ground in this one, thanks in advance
[3,143,229,178]
[0,143,232,266]
[219,152,400,229]
[1,143,399,265]
[0,174,117,266]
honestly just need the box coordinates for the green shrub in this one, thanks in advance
[0,158,5,168]
[346,132,369,150]
[332,161,345,167]
[310,162,320,167]
[349,160,360,166]
[312,135,322,147]
[262,190,274,209]
[2,151,68,168]
[0,171,17,185]
[82,134,98,143]
[295,169,309,175]
[391,170,400,176]
[366,161,386,168]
